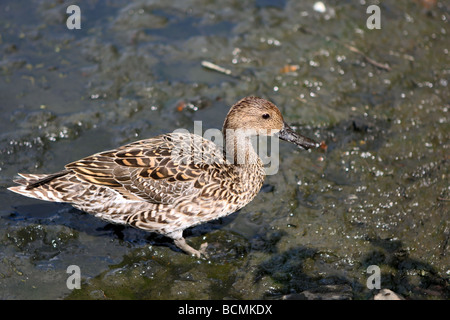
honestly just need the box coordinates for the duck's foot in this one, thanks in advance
[199,242,209,258]
[173,237,209,259]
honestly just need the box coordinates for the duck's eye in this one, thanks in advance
[262,113,270,119]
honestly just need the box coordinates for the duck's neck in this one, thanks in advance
[223,129,261,166]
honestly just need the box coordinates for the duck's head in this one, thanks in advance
[223,96,319,150]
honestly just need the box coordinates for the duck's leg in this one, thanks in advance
[167,230,209,258]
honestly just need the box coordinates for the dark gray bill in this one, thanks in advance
[278,122,319,150]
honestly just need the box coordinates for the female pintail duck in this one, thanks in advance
[9,96,319,258]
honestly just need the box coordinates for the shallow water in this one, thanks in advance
[0,0,448,299]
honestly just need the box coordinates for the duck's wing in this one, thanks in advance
[65,133,226,204]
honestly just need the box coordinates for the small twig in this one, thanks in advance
[437,197,450,202]
[344,44,391,71]
[201,61,232,75]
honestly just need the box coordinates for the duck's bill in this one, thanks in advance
[278,122,319,150]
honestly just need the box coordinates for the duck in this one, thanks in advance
[8,96,319,258]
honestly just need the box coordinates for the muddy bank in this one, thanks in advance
[0,0,448,299]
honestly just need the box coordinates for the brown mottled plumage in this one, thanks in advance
[9,96,319,258]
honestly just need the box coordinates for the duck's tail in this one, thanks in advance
[8,170,71,202]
